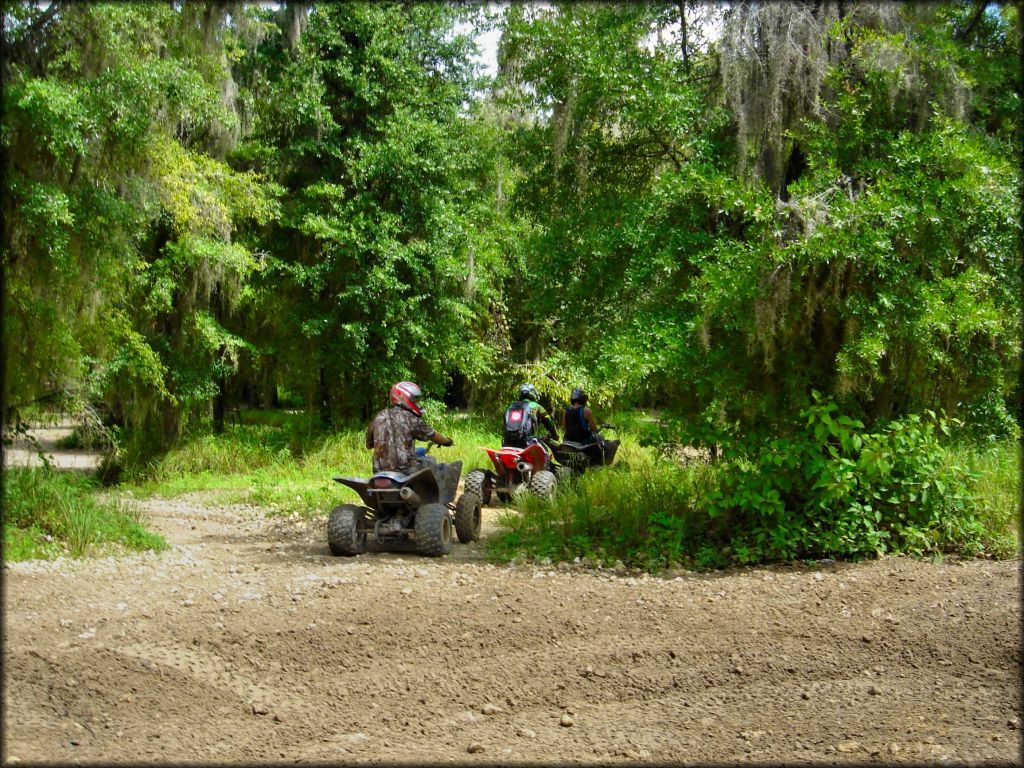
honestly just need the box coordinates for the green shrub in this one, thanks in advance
[707,394,1007,562]
[490,396,1017,573]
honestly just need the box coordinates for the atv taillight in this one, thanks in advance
[372,478,392,488]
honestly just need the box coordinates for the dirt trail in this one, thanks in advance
[3,486,1021,764]
[3,424,104,472]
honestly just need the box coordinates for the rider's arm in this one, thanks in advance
[540,409,559,440]
[413,417,453,447]
[559,409,567,433]
[365,423,375,450]
[584,407,600,434]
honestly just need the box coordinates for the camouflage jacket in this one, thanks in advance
[365,406,437,474]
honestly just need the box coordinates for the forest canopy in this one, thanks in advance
[2,1,1021,460]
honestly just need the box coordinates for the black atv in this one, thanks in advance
[550,425,620,478]
[327,446,481,558]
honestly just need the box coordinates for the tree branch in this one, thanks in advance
[954,0,988,42]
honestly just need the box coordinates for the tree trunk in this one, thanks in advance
[213,371,226,433]
[316,365,331,426]
[678,1,689,74]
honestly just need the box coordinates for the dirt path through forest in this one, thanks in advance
[3,488,1021,764]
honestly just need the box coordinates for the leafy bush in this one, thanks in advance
[707,394,1001,562]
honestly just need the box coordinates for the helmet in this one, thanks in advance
[570,387,588,405]
[518,383,538,402]
[390,381,423,416]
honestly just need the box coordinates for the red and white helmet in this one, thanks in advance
[390,381,423,416]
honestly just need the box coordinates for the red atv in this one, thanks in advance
[463,439,557,504]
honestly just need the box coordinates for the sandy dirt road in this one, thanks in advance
[3,489,1021,765]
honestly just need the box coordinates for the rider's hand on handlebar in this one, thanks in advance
[439,435,454,447]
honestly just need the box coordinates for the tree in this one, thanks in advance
[232,2,504,423]
[2,2,277,457]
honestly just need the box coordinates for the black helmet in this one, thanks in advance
[518,383,538,402]
[570,387,587,405]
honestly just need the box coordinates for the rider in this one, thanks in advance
[501,383,559,449]
[559,387,619,465]
[366,381,454,475]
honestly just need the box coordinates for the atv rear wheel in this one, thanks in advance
[527,470,557,499]
[415,503,452,557]
[463,469,492,505]
[454,492,482,543]
[327,504,367,556]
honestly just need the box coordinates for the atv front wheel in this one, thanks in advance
[527,470,557,499]
[415,503,452,557]
[327,504,367,556]
[454,492,482,543]
[463,469,492,505]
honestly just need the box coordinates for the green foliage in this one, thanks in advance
[3,0,1019,502]
[491,1,1020,442]
[491,453,722,572]
[489,402,1018,572]
[3,468,166,559]
[3,2,279,458]
[945,437,1022,558]
[232,2,503,423]
[706,394,1002,562]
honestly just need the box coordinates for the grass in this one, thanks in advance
[947,437,1022,557]
[127,410,509,515]
[3,467,167,561]
[487,445,725,571]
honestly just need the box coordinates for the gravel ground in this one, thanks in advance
[3,487,1021,764]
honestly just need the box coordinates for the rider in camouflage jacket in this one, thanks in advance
[365,381,453,474]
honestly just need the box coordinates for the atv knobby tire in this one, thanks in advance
[328,504,367,556]
[527,470,557,499]
[454,492,482,543]
[414,503,452,557]
[463,469,492,505]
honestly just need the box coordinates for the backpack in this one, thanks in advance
[503,400,534,446]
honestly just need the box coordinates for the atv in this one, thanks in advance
[327,445,482,558]
[550,424,620,478]
[463,437,558,505]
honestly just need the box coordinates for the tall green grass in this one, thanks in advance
[4,467,167,560]
[947,438,1022,557]
[129,410,510,514]
[488,446,725,571]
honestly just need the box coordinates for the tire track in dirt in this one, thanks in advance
[3,494,1020,763]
